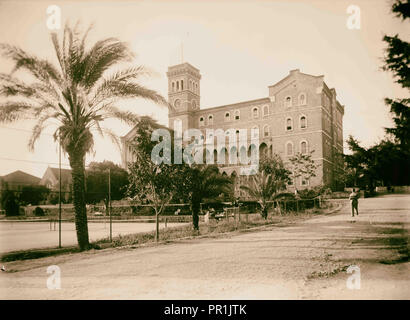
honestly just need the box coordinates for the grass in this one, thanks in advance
[1,205,338,263]
[1,246,81,262]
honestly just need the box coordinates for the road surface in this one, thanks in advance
[0,221,184,253]
[0,194,409,299]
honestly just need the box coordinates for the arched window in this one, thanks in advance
[172,82,175,92]
[181,80,184,90]
[263,125,270,137]
[199,116,204,126]
[208,114,213,125]
[189,80,192,90]
[286,142,293,156]
[300,115,307,129]
[252,107,259,119]
[286,117,293,131]
[300,140,308,154]
[299,93,307,105]
[176,81,179,91]
[263,105,269,116]
[225,112,230,122]
[234,110,240,120]
[285,96,292,108]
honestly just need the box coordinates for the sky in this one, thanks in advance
[0,0,408,178]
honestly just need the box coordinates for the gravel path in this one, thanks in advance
[0,194,408,299]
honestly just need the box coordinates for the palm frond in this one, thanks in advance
[91,79,168,108]
[0,101,35,122]
[99,105,140,126]
[81,38,134,88]
[91,125,121,151]
[0,44,62,86]
[28,112,61,151]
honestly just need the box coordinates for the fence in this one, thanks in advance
[18,197,326,221]
[272,197,321,214]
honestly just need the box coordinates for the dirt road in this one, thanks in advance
[0,194,408,299]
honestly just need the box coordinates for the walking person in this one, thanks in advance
[349,188,359,218]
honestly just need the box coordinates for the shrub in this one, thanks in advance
[298,188,319,199]
[47,192,59,205]
[19,185,50,205]
[2,190,20,216]
[34,206,45,216]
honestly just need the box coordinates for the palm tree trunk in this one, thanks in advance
[69,151,90,250]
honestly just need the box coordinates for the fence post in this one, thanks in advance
[296,200,299,212]
[284,201,287,213]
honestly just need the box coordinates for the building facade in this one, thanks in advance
[123,62,345,195]
[39,167,72,202]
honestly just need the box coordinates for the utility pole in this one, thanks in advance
[108,168,112,242]
[58,135,62,248]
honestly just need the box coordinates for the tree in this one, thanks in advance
[380,0,410,185]
[1,190,19,216]
[288,151,318,191]
[127,117,179,241]
[344,135,373,189]
[179,164,233,230]
[86,161,128,211]
[382,0,410,149]
[240,154,290,218]
[345,135,409,188]
[333,160,356,189]
[19,185,50,205]
[0,23,168,250]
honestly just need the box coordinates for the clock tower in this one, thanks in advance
[167,62,201,132]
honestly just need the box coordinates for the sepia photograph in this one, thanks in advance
[0,0,408,307]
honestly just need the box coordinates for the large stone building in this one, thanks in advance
[122,62,344,194]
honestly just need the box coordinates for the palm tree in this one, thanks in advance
[188,165,233,230]
[240,172,277,218]
[240,154,290,218]
[0,23,168,250]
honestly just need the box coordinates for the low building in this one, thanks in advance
[0,170,41,191]
[39,167,72,202]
